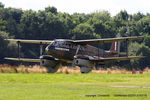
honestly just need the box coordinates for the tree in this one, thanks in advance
[71,13,87,26]
[71,23,100,39]
[19,10,41,39]
[116,10,129,21]
[45,6,57,14]
[144,34,150,48]
[131,12,145,21]
[129,42,150,69]
[136,16,150,35]
[0,7,23,38]
[136,44,150,69]
[0,31,17,60]
[90,11,111,23]
[0,19,7,31]
[0,2,4,8]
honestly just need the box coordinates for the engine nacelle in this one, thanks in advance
[74,58,94,73]
[40,55,60,73]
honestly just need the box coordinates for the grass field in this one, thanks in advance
[0,73,150,100]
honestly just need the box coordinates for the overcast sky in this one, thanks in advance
[1,0,150,16]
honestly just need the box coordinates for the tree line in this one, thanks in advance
[0,2,150,70]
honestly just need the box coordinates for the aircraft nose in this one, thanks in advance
[45,46,49,54]
[45,44,53,55]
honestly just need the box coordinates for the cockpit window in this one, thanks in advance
[51,41,57,46]
[52,41,64,47]
[52,40,77,49]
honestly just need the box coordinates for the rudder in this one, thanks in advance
[109,33,120,54]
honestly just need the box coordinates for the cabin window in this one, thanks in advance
[53,41,76,49]
[55,41,59,47]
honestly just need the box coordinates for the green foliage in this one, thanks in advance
[45,6,57,14]
[71,23,100,39]
[144,34,150,47]
[0,31,10,59]
[0,2,4,8]
[0,31,17,60]
[136,44,150,68]
[90,11,111,23]
[131,12,145,21]
[136,16,150,35]
[0,19,7,31]
[129,42,150,69]
[116,10,129,21]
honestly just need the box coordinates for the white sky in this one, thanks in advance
[1,0,150,16]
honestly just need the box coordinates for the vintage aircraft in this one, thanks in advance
[5,34,144,73]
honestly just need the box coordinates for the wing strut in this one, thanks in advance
[40,42,43,67]
[76,45,81,55]
[98,41,104,58]
[17,41,20,59]
[126,39,128,57]
[40,42,43,56]
[98,43,100,59]
[102,41,104,57]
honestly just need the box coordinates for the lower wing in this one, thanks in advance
[5,57,40,62]
[5,56,145,63]
[91,56,145,62]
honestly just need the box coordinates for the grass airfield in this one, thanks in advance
[0,73,150,100]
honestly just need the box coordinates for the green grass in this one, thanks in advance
[0,73,150,100]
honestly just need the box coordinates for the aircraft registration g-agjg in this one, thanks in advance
[5,34,144,73]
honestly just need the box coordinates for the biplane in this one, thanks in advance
[5,34,144,73]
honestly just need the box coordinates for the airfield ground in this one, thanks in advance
[0,73,150,100]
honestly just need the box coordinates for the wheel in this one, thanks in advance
[80,66,92,73]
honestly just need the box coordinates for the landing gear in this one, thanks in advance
[40,56,60,73]
[74,58,94,73]
[46,65,59,73]
[80,66,92,73]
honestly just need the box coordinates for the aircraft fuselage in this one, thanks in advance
[45,39,118,62]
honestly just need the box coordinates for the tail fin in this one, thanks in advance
[109,33,120,54]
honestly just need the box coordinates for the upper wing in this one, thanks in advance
[91,56,145,62]
[5,57,40,62]
[5,39,53,44]
[73,36,144,44]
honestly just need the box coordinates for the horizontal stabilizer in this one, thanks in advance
[5,39,52,44]
[119,52,135,55]
[5,57,40,62]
